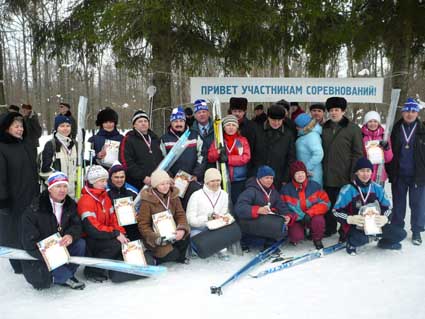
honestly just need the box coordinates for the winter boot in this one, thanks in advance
[62,277,86,290]
[412,232,422,246]
[346,244,357,256]
[377,240,402,250]
[84,267,108,283]
[313,240,324,250]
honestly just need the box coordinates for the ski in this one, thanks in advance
[250,242,346,279]
[76,96,88,199]
[212,97,231,194]
[157,128,191,171]
[210,237,287,296]
[0,246,166,277]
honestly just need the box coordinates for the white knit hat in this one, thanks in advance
[363,111,381,125]
[151,170,171,188]
[86,165,109,184]
[204,168,222,184]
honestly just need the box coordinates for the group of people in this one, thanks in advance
[0,94,423,291]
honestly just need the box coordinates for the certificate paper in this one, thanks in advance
[122,240,147,266]
[37,233,70,271]
[102,140,120,167]
[152,210,177,240]
[174,170,192,198]
[365,140,384,165]
[114,197,137,226]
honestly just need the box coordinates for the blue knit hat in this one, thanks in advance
[193,99,209,113]
[354,157,373,172]
[294,113,312,128]
[170,106,186,122]
[54,115,72,131]
[401,98,420,113]
[257,165,275,179]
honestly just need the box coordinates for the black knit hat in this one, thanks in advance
[229,97,248,111]
[96,108,118,126]
[254,104,264,111]
[276,99,290,111]
[309,103,326,111]
[325,97,347,111]
[267,104,286,119]
[132,110,149,125]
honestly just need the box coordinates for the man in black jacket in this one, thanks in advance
[386,98,425,246]
[21,103,42,157]
[21,172,86,290]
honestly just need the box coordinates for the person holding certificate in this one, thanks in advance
[21,172,86,290]
[138,170,190,264]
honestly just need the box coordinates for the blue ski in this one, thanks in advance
[210,237,287,296]
[250,242,346,278]
[0,246,166,277]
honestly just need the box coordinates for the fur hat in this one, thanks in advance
[257,165,275,179]
[353,157,373,172]
[325,97,347,111]
[193,99,209,113]
[222,115,239,128]
[0,112,24,134]
[108,161,126,178]
[276,99,290,111]
[309,103,325,111]
[170,106,186,122]
[267,104,286,119]
[54,115,72,131]
[96,108,118,126]
[294,113,313,128]
[204,168,222,184]
[86,165,109,184]
[47,171,69,190]
[229,97,248,111]
[151,170,171,188]
[132,110,149,125]
[401,98,420,113]
[290,161,307,180]
[363,111,381,125]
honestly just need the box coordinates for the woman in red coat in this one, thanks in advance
[208,115,251,204]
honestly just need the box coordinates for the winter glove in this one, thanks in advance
[302,213,312,224]
[374,215,389,227]
[218,147,228,163]
[347,215,365,227]
[155,236,168,246]
[379,140,390,151]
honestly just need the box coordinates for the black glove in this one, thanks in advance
[218,147,228,163]
[379,140,390,150]
[303,213,312,224]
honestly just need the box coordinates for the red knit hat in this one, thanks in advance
[290,161,307,180]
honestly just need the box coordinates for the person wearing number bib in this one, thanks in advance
[361,111,393,183]
[137,170,190,264]
[386,98,425,246]
[333,158,406,255]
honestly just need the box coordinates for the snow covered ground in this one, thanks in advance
[1,134,424,319]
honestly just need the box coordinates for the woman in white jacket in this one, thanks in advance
[186,168,229,235]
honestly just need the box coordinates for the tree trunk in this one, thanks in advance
[0,37,6,110]
[22,16,30,102]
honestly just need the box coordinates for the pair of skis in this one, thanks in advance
[0,246,165,277]
[210,241,345,295]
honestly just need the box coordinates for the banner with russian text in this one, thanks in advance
[190,77,384,103]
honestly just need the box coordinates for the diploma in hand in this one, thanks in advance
[37,233,70,271]
[114,197,137,226]
[152,210,177,240]
[122,240,147,266]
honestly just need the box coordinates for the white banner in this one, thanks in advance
[190,77,384,103]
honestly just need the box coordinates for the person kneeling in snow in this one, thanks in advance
[333,158,406,255]
[235,165,295,250]
[280,161,330,249]
[21,172,86,290]
[137,170,190,264]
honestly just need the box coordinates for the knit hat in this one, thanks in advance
[47,171,69,190]
[108,160,126,178]
[170,106,186,122]
[267,104,286,119]
[96,107,118,126]
[401,98,420,113]
[294,113,313,128]
[193,99,209,113]
[257,165,275,179]
[353,157,373,172]
[254,104,264,111]
[325,97,347,111]
[151,170,171,188]
[276,99,290,111]
[222,115,239,128]
[86,165,109,184]
[54,115,72,131]
[290,102,299,107]
[290,161,307,180]
[204,168,222,184]
[309,103,325,111]
[132,110,149,125]
[184,107,193,116]
[229,97,248,111]
[363,111,381,125]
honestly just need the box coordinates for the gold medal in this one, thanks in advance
[405,144,410,149]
